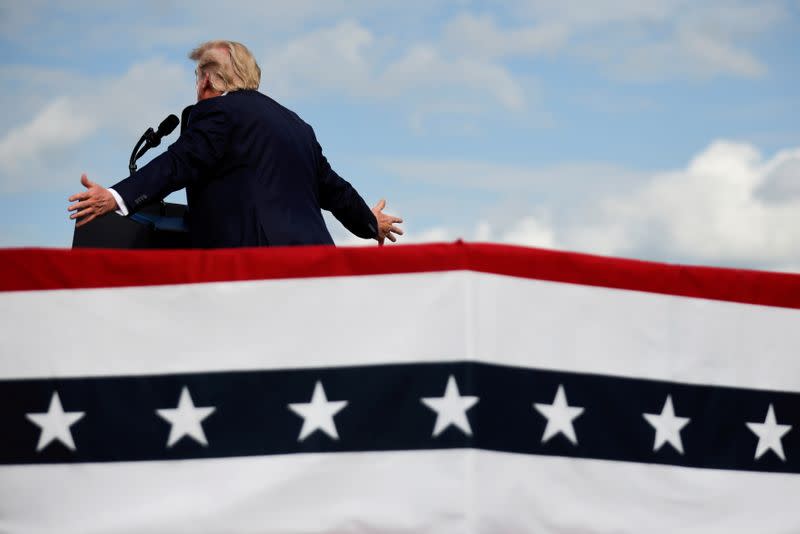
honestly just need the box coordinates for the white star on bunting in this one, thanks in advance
[421,375,479,437]
[746,404,792,461]
[533,384,584,445]
[288,381,348,441]
[643,395,690,454]
[26,391,85,452]
[156,387,216,447]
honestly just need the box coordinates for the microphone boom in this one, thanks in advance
[129,114,180,174]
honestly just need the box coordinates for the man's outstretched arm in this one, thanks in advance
[315,138,403,244]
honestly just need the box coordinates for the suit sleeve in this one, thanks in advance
[314,138,378,240]
[111,99,230,213]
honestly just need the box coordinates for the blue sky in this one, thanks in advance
[1,1,798,271]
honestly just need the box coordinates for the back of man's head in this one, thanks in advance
[190,40,261,93]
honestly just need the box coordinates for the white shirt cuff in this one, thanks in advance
[108,188,129,216]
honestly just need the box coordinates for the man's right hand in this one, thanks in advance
[68,174,119,227]
[371,199,403,245]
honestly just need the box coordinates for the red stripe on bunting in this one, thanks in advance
[0,242,799,309]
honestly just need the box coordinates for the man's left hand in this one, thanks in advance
[68,174,118,227]
[371,199,404,245]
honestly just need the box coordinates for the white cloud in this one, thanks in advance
[581,140,800,270]
[679,30,765,78]
[332,222,455,247]
[515,0,781,81]
[379,158,644,195]
[88,58,190,138]
[262,20,527,113]
[565,140,800,266]
[0,1,386,53]
[407,226,454,243]
[756,149,800,203]
[385,140,800,272]
[500,216,557,248]
[2,1,782,179]
[261,20,375,98]
[0,58,190,192]
[474,221,492,241]
[213,3,785,128]
[333,215,558,250]
[609,28,766,81]
[381,46,526,112]
[0,98,96,182]
[511,0,681,27]
[441,13,568,60]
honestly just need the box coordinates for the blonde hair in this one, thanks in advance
[189,40,261,92]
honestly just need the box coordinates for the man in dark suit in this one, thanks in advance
[68,40,403,247]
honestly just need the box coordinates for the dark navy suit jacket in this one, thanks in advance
[112,90,377,248]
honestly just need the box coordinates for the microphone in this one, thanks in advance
[129,114,180,174]
[144,114,180,149]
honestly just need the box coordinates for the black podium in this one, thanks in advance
[73,105,196,249]
[72,202,191,249]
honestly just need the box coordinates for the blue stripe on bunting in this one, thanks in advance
[1,362,797,473]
